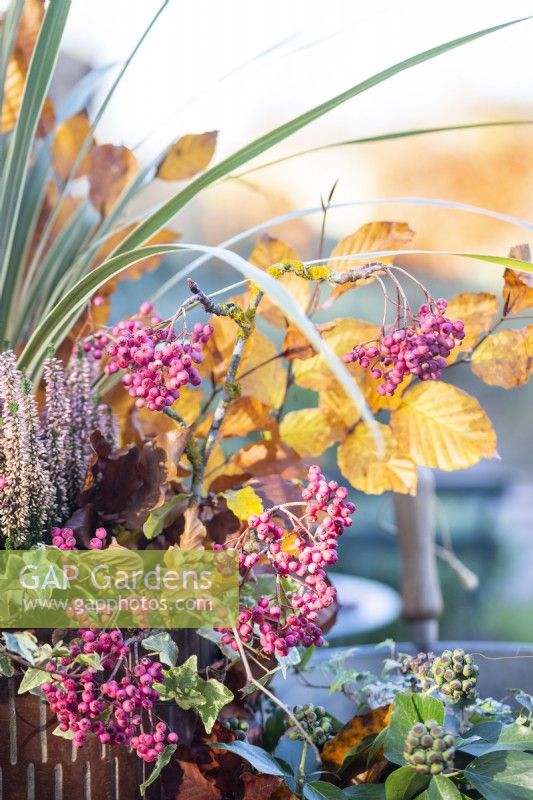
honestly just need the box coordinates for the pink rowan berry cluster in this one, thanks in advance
[343,299,465,396]
[85,303,213,411]
[51,526,108,550]
[218,466,355,658]
[41,629,177,761]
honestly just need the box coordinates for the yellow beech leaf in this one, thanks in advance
[224,486,264,520]
[445,292,498,358]
[293,318,378,391]
[1,56,26,133]
[280,408,343,457]
[391,382,498,470]
[51,112,92,180]
[157,131,218,180]
[503,267,533,313]
[89,144,138,215]
[338,422,417,495]
[250,234,309,327]
[282,321,337,361]
[180,506,207,550]
[238,329,287,408]
[471,327,533,388]
[326,221,415,303]
[280,532,300,555]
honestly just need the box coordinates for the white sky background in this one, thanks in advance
[57,1,533,252]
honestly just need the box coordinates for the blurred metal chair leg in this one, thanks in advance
[393,468,443,651]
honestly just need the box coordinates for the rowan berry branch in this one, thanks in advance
[190,289,264,504]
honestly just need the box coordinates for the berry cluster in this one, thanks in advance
[223,716,250,740]
[399,651,435,692]
[343,300,465,396]
[51,526,108,551]
[41,629,178,762]
[287,703,333,746]
[403,720,456,775]
[218,466,355,659]
[85,304,213,411]
[431,649,479,703]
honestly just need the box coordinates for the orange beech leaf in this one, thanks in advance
[503,247,533,313]
[391,382,497,471]
[338,421,417,495]
[230,437,306,480]
[321,705,393,773]
[282,321,336,361]
[220,397,273,438]
[325,221,415,304]
[1,56,26,132]
[157,131,218,180]
[445,292,498,360]
[471,326,533,388]
[14,0,44,63]
[51,112,92,180]
[250,234,309,327]
[180,505,207,550]
[89,143,137,215]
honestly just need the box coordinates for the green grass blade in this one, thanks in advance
[0,0,71,342]
[11,201,98,346]
[23,1,169,305]
[149,194,533,304]
[113,16,530,255]
[232,119,533,178]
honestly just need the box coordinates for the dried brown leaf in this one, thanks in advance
[89,144,137,215]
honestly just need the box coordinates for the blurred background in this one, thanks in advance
[49,0,533,644]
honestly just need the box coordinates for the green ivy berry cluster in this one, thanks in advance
[223,716,250,740]
[403,720,456,775]
[431,648,479,702]
[287,703,333,746]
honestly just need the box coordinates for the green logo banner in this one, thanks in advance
[0,550,239,628]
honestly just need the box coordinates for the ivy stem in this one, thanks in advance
[298,739,309,793]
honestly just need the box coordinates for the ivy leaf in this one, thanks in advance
[303,781,347,800]
[74,652,103,671]
[18,667,48,694]
[53,725,74,740]
[143,494,186,540]
[509,689,533,715]
[471,327,533,388]
[212,740,289,777]
[139,744,177,794]
[458,721,533,755]
[0,653,14,677]
[3,631,38,663]
[384,766,430,799]
[156,655,233,731]
[142,632,179,667]
[262,707,287,753]
[463,750,533,799]
[390,383,498,471]
[155,655,206,708]
[343,787,386,799]
[223,486,264,520]
[194,676,234,733]
[384,693,445,765]
[427,775,463,799]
